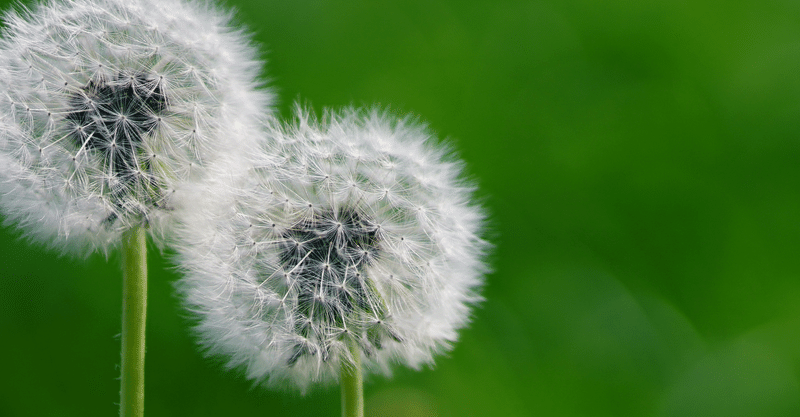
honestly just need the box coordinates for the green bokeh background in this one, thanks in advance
[2,0,800,416]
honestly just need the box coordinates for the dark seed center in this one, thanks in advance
[65,72,168,220]
[277,208,401,365]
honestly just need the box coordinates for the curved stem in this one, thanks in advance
[120,226,148,417]
[340,339,364,417]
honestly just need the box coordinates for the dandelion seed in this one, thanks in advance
[176,107,489,393]
[0,0,273,255]
[0,0,272,415]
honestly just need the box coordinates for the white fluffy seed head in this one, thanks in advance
[176,107,489,393]
[0,0,273,255]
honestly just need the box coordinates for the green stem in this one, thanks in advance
[120,226,147,417]
[340,339,364,417]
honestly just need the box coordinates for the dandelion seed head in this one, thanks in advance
[0,0,273,255]
[176,107,489,392]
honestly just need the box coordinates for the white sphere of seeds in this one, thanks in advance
[176,108,489,392]
[0,0,272,255]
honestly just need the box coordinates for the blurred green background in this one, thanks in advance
[2,0,800,415]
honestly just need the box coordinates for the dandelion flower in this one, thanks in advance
[0,0,272,255]
[0,0,271,415]
[177,107,488,393]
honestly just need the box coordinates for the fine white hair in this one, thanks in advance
[0,0,273,255]
[175,107,489,393]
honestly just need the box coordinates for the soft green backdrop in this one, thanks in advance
[2,0,800,416]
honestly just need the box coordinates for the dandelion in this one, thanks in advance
[0,0,271,254]
[176,107,488,413]
[0,0,271,415]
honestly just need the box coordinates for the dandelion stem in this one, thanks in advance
[121,226,147,417]
[340,339,364,417]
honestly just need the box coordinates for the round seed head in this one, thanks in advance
[0,0,273,255]
[176,108,489,392]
